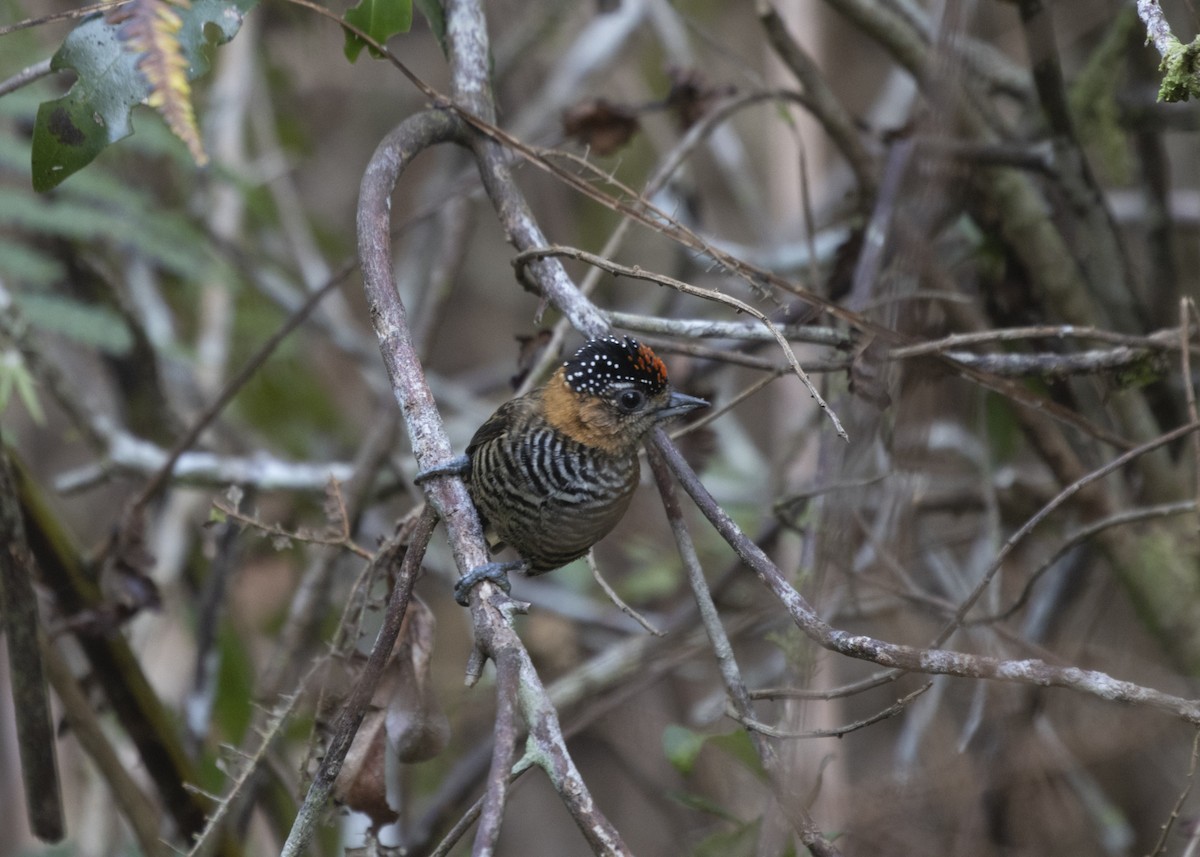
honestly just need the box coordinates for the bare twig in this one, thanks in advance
[928,346,1165,378]
[1137,0,1200,102]
[1148,729,1200,857]
[280,508,432,857]
[730,682,931,739]
[515,244,849,441]
[586,552,664,636]
[1138,0,1179,58]
[889,324,1188,357]
[473,650,521,854]
[0,0,127,36]
[127,270,353,516]
[41,639,164,854]
[185,658,323,857]
[55,437,355,495]
[603,310,850,347]
[936,420,1200,645]
[211,486,372,561]
[758,0,875,199]
[751,669,901,701]
[1183,299,1200,534]
[647,440,843,857]
[651,429,1200,723]
[0,58,53,98]
[972,500,1198,625]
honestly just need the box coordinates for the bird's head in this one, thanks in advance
[543,336,708,454]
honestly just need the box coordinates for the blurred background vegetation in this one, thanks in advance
[3,0,1200,855]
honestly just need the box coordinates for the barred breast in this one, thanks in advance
[466,401,641,573]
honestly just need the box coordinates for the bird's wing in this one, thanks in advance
[465,399,522,457]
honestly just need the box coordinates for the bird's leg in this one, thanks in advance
[413,454,470,484]
[454,559,526,606]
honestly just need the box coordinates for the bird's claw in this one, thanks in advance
[454,560,524,606]
[414,455,470,484]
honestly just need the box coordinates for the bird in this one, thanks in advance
[420,336,708,605]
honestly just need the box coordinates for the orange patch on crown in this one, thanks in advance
[632,342,667,386]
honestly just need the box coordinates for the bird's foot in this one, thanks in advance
[454,560,526,606]
[414,455,470,484]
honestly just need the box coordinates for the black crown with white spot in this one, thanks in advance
[563,336,668,397]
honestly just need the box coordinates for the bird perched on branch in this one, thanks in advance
[421,336,708,604]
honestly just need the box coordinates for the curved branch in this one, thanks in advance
[355,91,630,852]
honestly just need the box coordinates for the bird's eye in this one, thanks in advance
[617,390,645,412]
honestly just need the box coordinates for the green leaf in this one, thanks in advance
[31,0,257,191]
[663,723,767,782]
[692,817,761,857]
[12,360,45,424]
[32,18,143,192]
[708,729,766,782]
[343,0,413,62]
[0,351,44,425]
[666,790,743,823]
[414,0,446,56]
[663,724,707,776]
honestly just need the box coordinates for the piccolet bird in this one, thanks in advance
[420,336,708,605]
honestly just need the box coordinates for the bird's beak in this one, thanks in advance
[656,391,709,421]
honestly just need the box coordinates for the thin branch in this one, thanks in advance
[758,0,876,199]
[750,669,901,701]
[890,324,1187,357]
[515,244,848,441]
[211,493,372,561]
[0,0,128,36]
[586,552,664,637]
[279,508,432,857]
[603,310,850,347]
[1183,299,1200,535]
[1138,0,1187,60]
[651,429,1200,724]
[729,682,931,739]
[1149,729,1200,857]
[0,58,53,98]
[40,637,165,855]
[55,436,356,495]
[473,651,521,854]
[936,420,1200,645]
[972,500,1198,625]
[646,441,843,857]
[514,650,631,855]
[356,95,630,857]
[928,346,1166,378]
[127,269,353,516]
[184,660,323,857]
